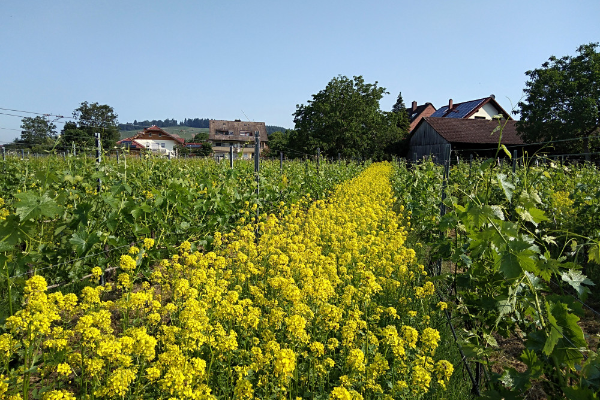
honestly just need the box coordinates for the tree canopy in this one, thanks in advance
[517,43,600,158]
[60,121,93,149]
[69,101,120,149]
[16,116,56,150]
[291,75,408,160]
[390,92,410,149]
[263,130,290,157]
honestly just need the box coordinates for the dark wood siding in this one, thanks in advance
[408,122,450,163]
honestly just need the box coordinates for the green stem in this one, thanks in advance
[5,260,13,317]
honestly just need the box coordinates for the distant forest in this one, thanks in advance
[119,118,287,135]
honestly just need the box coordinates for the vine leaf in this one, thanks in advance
[496,251,522,279]
[0,241,14,252]
[535,256,561,281]
[588,241,600,264]
[497,173,515,202]
[14,192,62,221]
[548,301,586,368]
[528,207,549,225]
[561,270,595,300]
[543,302,562,356]
[516,207,548,227]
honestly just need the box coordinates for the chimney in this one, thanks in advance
[448,99,453,110]
[412,101,417,112]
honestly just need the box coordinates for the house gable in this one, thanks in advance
[406,102,436,132]
[117,125,185,154]
[430,97,512,120]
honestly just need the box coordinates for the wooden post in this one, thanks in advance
[230,146,234,168]
[317,147,320,173]
[95,132,102,193]
[254,133,260,237]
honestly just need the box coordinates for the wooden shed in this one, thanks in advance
[408,118,525,163]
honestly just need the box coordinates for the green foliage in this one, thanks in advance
[177,141,213,157]
[392,153,600,398]
[0,155,364,323]
[71,101,120,149]
[15,116,57,150]
[292,75,408,160]
[263,130,290,157]
[517,43,600,157]
[60,121,93,149]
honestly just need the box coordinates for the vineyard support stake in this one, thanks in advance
[95,132,102,193]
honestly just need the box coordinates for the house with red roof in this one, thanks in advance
[118,126,185,156]
[406,101,436,132]
[406,96,524,162]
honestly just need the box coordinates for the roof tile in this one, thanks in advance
[423,118,523,144]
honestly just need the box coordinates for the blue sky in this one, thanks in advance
[1,0,599,143]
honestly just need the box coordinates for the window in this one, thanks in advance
[161,143,165,148]
[474,116,487,120]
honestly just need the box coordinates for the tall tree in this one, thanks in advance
[392,91,406,113]
[60,121,93,149]
[17,116,56,148]
[391,91,411,133]
[72,101,120,149]
[292,75,408,160]
[263,130,289,157]
[517,43,600,159]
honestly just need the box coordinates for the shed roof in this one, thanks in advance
[420,117,523,144]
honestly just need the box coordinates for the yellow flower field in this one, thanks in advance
[0,162,452,400]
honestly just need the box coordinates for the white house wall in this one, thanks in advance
[469,103,500,119]
[134,139,177,152]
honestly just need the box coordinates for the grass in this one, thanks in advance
[426,316,477,400]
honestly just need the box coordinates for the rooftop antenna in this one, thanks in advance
[241,109,254,122]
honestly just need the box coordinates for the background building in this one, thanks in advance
[209,120,269,159]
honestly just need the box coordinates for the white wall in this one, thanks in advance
[135,139,176,153]
[469,103,501,119]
